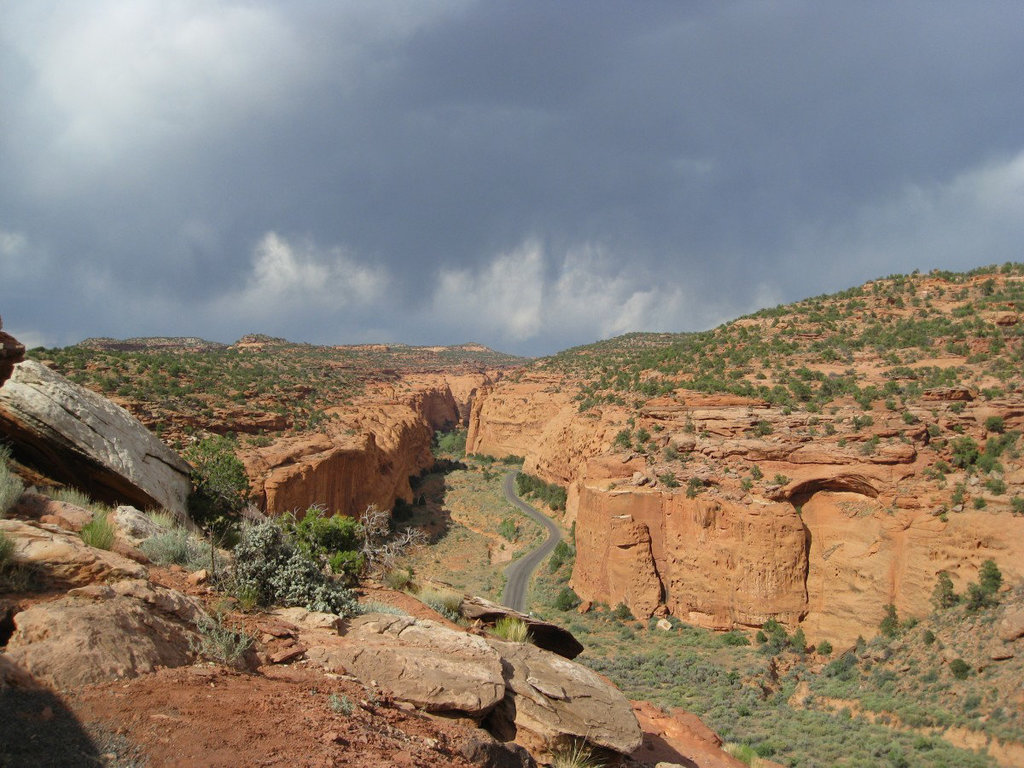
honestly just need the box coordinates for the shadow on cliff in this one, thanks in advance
[397,459,467,544]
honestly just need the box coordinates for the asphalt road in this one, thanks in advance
[500,470,562,613]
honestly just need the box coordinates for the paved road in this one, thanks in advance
[500,470,562,613]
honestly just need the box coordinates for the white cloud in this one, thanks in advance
[232,231,388,315]
[433,240,545,342]
[430,239,693,346]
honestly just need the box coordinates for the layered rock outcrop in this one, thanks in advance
[0,360,192,515]
[242,402,434,517]
[471,379,1024,645]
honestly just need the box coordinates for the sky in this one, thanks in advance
[2,1,1024,357]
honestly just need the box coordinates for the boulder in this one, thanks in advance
[998,604,1024,643]
[5,581,202,689]
[458,730,536,768]
[485,638,643,757]
[632,700,746,768]
[459,595,584,659]
[307,614,505,715]
[0,317,25,388]
[0,360,191,515]
[0,518,148,587]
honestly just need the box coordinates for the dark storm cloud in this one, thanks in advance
[2,1,1023,354]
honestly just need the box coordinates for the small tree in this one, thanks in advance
[184,435,250,534]
[931,572,958,610]
[879,604,900,638]
[979,559,1002,596]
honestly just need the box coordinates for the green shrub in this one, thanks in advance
[1012,496,1024,516]
[433,430,467,456]
[230,520,358,616]
[949,658,970,680]
[492,616,532,643]
[0,447,24,516]
[931,572,958,610]
[922,630,935,645]
[140,528,212,571]
[0,530,14,569]
[285,505,364,582]
[80,510,115,550]
[498,516,519,541]
[420,587,463,621]
[554,587,582,611]
[722,631,750,646]
[551,740,604,768]
[184,435,250,534]
[515,472,568,510]
[612,602,634,621]
[817,640,833,656]
[191,611,253,667]
[984,415,1005,433]
[879,604,900,638]
[658,472,680,488]
[979,559,1002,595]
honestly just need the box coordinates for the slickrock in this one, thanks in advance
[307,614,505,715]
[5,580,203,689]
[0,360,191,514]
[631,700,747,768]
[485,638,644,758]
[0,518,148,587]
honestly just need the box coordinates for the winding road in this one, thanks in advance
[500,470,562,612]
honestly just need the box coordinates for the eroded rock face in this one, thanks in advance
[0,360,191,514]
[570,472,808,629]
[5,579,203,689]
[243,402,435,517]
[0,518,148,587]
[485,638,643,757]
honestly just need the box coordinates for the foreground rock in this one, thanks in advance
[307,613,506,715]
[485,637,644,758]
[0,360,192,515]
[0,518,148,587]
[632,700,747,768]
[5,578,204,689]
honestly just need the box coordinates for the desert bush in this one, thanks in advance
[817,640,833,656]
[879,604,901,638]
[383,567,413,591]
[492,616,532,643]
[612,602,634,621]
[420,587,462,621]
[80,509,115,550]
[0,445,24,517]
[949,658,970,680]
[191,611,253,667]
[498,516,519,541]
[554,587,582,611]
[285,505,364,583]
[0,530,14,569]
[550,740,604,768]
[931,572,959,610]
[229,520,358,616]
[329,693,354,715]
[184,435,250,534]
[515,472,568,510]
[140,528,212,571]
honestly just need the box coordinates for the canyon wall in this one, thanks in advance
[469,379,1024,645]
[242,376,484,518]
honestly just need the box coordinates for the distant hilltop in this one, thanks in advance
[77,335,516,359]
[79,337,228,353]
